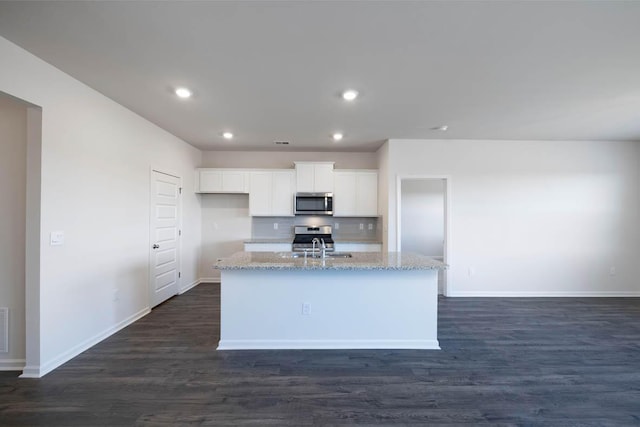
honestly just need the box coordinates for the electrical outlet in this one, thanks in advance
[368,223,373,230]
[50,231,64,246]
[609,267,616,276]
[359,223,364,230]
[273,222,278,230]
[334,222,340,230]
[301,303,311,315]
[113,289,119,302]
[468,267,476,277]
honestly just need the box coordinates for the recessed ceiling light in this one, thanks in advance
[431,125,449,131]
[222,132,233,139]
[342,90,359,101]
[175,87,192,98]
[332,133,344,141]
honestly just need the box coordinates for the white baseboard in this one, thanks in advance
[199,277,220,284]
[217,339,440,350]
[19,365,41,378]
[22,306,151,378]
[0,358,26,371]
[447,290,640,297]
[179,279,201,294]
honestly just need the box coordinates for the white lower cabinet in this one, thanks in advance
[249,170,295,216]
[244,243,292,252]
[334,242,382,253]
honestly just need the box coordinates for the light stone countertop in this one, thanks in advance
[243,239,382,244]
[333,240,382,244]
[243,239,292,244]
[215,251,447,271]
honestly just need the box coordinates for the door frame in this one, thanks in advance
[149,167,183,308]
[396,175,451,296]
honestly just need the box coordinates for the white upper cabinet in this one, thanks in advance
[196,169,248,193]
[294,162,334,193]
[333,170,378,217]
[249,170,295,216]
[248,171,272,216]
[357,171,378,216]
[333,171,357,216]
[271,171,296,215]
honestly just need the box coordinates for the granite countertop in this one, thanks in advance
[244,239,382,244]
[244,239,292,244]
[216,251,447,271]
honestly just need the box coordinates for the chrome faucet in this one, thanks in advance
[320,238,327,259]
[311,237,320,257]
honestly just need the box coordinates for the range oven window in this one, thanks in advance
[295,193,333,215]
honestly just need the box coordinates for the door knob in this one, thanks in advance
[152,244,160,249]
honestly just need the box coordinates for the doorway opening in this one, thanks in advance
[397,176,450,295]
[0,91,42,376]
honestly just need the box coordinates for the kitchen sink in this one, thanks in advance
[325,252,353,258]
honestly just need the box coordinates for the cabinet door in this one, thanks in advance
[244,243,292,252]
[198,170,223,192]
[222,171,247,193]
[334,243,381,253]
[333,172,357,216]
[314,163,334,193]
[249,172,272,216]
[271,171,295,216]
[357,172,378,216]
[295,163,315,192]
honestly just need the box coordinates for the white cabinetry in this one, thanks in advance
[334,242,382,253]
[333,170,378,217]
[196,169,248,193]
[294,162,334,193]
[249,170,295,216]
[244,242,292,252]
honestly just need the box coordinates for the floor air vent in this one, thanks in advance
[0,308,7,353]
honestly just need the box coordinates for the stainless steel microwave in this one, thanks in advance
[294,192,333,215]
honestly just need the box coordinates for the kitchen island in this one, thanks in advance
[215,252,447,350]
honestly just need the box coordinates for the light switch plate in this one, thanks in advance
[50,231,64,246]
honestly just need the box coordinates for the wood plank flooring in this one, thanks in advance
[1,284,639,426]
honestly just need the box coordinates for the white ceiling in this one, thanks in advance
[1,1,639,152]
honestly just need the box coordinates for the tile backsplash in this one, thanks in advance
[252,216,381,241]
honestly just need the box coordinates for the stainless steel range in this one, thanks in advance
[292,225,335,253]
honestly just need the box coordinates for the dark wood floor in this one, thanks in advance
[1,284,639,426]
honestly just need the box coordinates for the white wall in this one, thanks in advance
[0,95,27,369]
[201,150,378,169]
[376,143,390,252]
[400,179,444,257]
[0,36,202,377]
[200,194,251,281]
[384,139,640,296]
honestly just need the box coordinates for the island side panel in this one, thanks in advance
[218,269,439,350]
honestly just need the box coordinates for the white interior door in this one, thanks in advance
[149,170,181,308]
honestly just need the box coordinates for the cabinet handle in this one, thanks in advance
[152,244,160,249]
